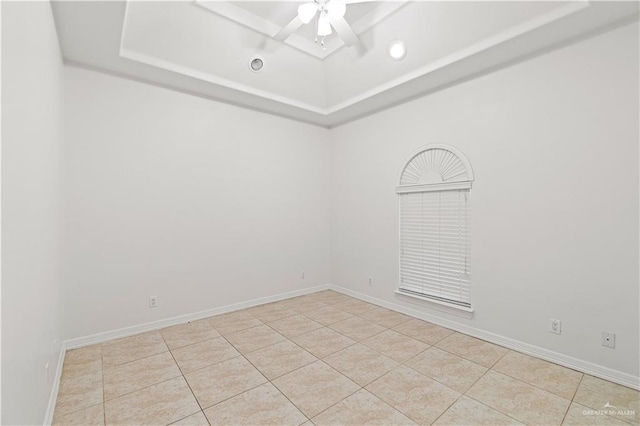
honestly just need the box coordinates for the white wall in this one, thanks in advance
[329,22,639,380]
[63,67,330,339]
[1,2,65,424]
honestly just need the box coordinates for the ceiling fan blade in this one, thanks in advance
[274,16,303,42]
[329,16,359,46]
[344,0,374,4]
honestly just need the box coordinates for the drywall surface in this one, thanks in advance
[329,22,639,379]
[1,2,65,424]
[63,66,330,339]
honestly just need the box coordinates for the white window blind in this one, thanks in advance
[399,188,471,308]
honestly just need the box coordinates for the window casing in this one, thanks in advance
[397,145,474,311]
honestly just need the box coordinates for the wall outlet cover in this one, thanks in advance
[602,332,615,349]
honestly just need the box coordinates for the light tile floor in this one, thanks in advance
[53,290,639,426]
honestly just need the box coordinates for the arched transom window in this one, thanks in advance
[397,144,474,311]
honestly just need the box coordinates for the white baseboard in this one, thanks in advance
[43,343,67,425]
[328,284,640,391]
[64,284,330,350]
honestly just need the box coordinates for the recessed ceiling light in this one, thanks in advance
[388,40,407,60]
[249,56,264,72]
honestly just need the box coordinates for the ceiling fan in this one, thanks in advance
[274,0,366,48]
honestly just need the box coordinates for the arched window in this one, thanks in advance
[397,144,474,311]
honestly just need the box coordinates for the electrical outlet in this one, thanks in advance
[301,271,305,280]
[602,332,615,349]
[149,296,158,308]
[550,319,561,335]
[368,277,373,286]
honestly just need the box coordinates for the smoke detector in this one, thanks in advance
[249,56,264,72]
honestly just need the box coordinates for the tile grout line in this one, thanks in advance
[569,373,585,403]
[428,393,465,426]
[268,310,362,355]
[296,308,392,345]
[216,325,313,423]
[164,340,206,423]
[262,368,313,423]
[400,349,485,393]
[244,302,373,421]
[177,312,344,377]
[461,367,573,425]
[102,347,169,370]
[166,320,289,424]
[488,351,584,402]
[461,393,529,425]
[308,386,363,422]
[198,380,268,413]
[101,362,183,402]
[485,363,578,402]
[456,350,509,415]
[432,334,510,370]
[193,333,269,412]
[189,320,349,421]
[256,319,349,422]
[293,316,394,360]
[101,372,199,418]
[206,336,313,423]
[101,345,106,425]
[51,351,104,422]
[364,362,460,425]
[105,330,197,423]
[389,322,453,347]
[173,353,244,379]
[559,373,586,426]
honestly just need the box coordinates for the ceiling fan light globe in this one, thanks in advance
[318,12,332,36]
[297,3,318,24]
[327,0,346,19]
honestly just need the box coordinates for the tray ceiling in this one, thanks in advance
[52,1,639,127]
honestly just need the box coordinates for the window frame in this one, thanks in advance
[396,144,475,312]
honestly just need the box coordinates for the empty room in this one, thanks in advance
[2,0,639,425]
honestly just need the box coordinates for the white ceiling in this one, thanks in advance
[52,1,639,128]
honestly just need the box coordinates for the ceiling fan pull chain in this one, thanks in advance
[314,11,319,44]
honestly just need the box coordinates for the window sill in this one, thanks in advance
[394,290,475,316]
